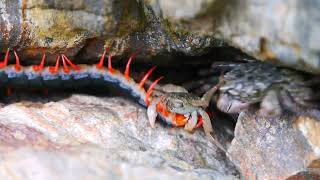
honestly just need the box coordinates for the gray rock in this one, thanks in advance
[147,0,320,74]
[214,0,320,74]
[1,0,319,74]
[228,107,320,179]
[0,94,239,179]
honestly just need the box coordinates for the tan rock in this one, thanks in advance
[294,114,320,157]
[0,94,239,179]
[228,107,320,179]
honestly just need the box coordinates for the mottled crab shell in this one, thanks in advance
[220,63,282,103]
[217,62,314,113]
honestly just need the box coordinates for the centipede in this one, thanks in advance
[0,49,205,132]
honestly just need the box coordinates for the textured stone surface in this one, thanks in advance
[214,0,320,74]
[0,94,239,179]
[228,107,320,179]
[294,112,320,157]
[147,0,320,74]
[0,0,223,63]
[1,0,319,74]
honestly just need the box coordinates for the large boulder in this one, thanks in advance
[0,94,239,179]
[0,0,223,63]
[147,0,320,74]
[2,0,319,74]
[228,107,320,179]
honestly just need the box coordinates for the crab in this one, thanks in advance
[146,83,220,136]
[212,62,317,116]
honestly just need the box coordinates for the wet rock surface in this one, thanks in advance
[228,107,320,179]
[0,93,239,179]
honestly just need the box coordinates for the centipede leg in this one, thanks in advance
[6,87,12,96]
[42,89,49,96]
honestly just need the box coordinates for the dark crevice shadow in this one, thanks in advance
[0,85,117,105]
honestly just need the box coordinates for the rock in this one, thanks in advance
[147,0,320,74]
[0,0,224,63]
[287,171,320,180]
[228,107,320,179]
[294,113,320,157]
[214,0,320,74]
[0,146,235,180]
[1,0,319,74]
[0,94,239,179]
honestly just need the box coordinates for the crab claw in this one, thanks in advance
[184,111,197,132]
[147,98,160,128]
[217,94,249,113]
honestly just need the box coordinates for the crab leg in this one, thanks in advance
[259,90,282,117]
[147,97,160,128]
[197,109,213,136]
[184,111,198,132]
[191,75,224,108]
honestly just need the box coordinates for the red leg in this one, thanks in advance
[61,55,70,73]
[0,49,9,68]
[146,76,163,105]
[108,53,114,73]
[96,50,107,69]
[138,66,156,88]
[195,116,203,129]
[42,89,49,96]
[61,54,80,71]
[49,56,60,74]
[124,53,136,80]
[13,51,22,72]
[33,54,46,72]
[6,87,12,96]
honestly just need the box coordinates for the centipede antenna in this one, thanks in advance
[124,53,136,80]
[0,48,10,68]
[49,56,60,74]
[62,54,80,71]
[33,54,46,72]
[138,66,157,88]
[13,51,22,72]
[108,52,114,73]
[146,76,163,105]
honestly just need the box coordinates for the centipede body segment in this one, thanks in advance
[0,49,211,135]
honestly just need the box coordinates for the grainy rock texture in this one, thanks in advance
[1,0,320,179]
[1,0,319,74]
[0,0,223,63]
[213,0,320,74]
[0,94,239,179]
[149,0,320,74]
[228,107,320,179]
